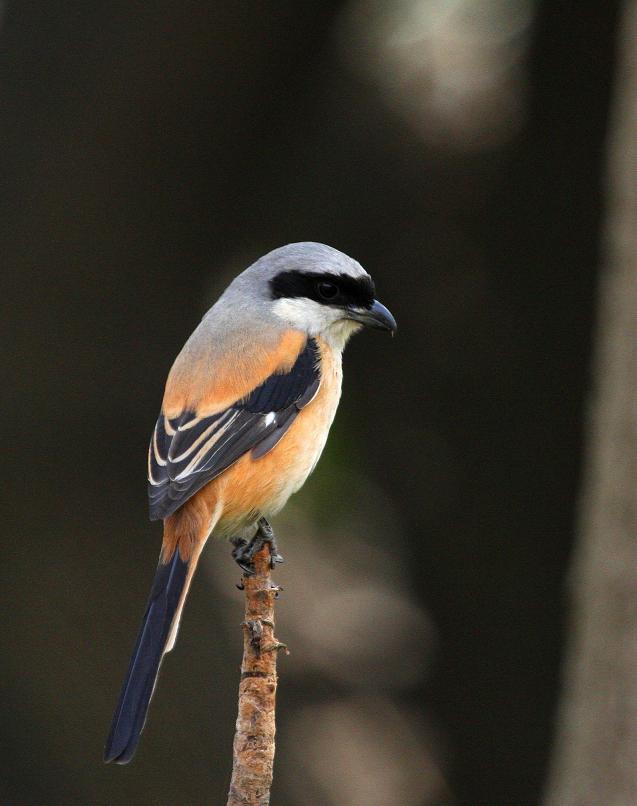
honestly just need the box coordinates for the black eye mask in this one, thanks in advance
[269,270,375,310]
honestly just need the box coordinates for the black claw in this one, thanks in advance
[236,558,257,576]
[230,517,283,574]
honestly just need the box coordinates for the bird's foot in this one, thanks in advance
[231,518,284,575]
[257,518,285,568]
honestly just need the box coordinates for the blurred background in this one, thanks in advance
[3,1,636,804]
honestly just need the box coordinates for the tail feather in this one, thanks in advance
[104,549,190,764]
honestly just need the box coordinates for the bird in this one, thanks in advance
[104,241,396,764]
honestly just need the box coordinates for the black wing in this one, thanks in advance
[148,337,320,520]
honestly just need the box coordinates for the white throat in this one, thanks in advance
[271,297,362,352]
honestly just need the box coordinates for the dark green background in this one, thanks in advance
[2,2,621,804]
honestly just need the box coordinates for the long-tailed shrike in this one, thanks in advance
[104,242,396,763]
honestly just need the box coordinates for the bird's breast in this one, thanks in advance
[214,337,343,530]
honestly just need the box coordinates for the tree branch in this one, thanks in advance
[227,546,287,806]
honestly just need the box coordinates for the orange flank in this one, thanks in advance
[161,493,211,563]
[160,336,342,561]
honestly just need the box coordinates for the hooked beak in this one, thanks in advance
[347,299,397,334]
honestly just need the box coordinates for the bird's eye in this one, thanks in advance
[317,281,338,300]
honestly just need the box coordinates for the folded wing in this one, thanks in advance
[148,337,320,520]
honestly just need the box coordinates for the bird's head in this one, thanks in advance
[245,242,396,350]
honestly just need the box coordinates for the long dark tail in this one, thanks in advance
[104,549,190,764]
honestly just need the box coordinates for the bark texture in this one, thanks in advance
[545,3,637,803]
[227,547,286,806]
